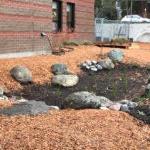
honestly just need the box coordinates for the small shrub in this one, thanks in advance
[81,40,93,45]
[63,40,79,46]
[111,38,130,45]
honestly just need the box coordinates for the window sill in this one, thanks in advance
[67,28,75,33]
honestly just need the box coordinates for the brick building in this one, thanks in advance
[0,0,95,57]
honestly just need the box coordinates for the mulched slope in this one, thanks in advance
[1,109,150,150]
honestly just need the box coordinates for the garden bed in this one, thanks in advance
[9,63,149,108]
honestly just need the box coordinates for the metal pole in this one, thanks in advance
[131,0,133,15]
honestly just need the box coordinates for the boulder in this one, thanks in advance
[51,64,69,75]
[63,91,113,109]
[108,49,124,62]
[98,58,115,70]
[0,100,52,116]
[10,66,32,84]
[52,75,79,87]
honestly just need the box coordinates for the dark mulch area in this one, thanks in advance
[8,63,150,108]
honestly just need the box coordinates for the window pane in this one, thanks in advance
[52,0,62,32]
[67,3,75,32]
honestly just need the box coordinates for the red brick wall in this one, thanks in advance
[0,0,95,54]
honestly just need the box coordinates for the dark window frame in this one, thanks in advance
[52,0,62,33]
[66,2,75,32]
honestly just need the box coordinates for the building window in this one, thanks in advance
[67,3,75,32]
[52,0,62,32]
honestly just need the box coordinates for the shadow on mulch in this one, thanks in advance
[8,63,150,109]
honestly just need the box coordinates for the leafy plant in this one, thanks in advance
[63,40,79,46]
[111,38,130,45]
[81,40,93,45]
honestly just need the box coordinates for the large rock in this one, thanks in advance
[63,91,113,109]
[52,75,79,87]
[51,64,69,75]
[98,58,115,70]
[108,49,124,62]
[0,100,55,116]
[10,66,32,84]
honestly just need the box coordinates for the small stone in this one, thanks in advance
[109,103,121,111]
[81,63,87,68]
[98,58,115,70]
[91,60,97,64]
[100,107,109,110]
[119,99,130,104]
[0,96,8,101]
[96,64,103,70]
[90,67,98,72]
[146,84,150,90]
[85,65,90,70]
[13,98,28,104]
[85,60,92,66]
[128,101,138,109]
[120,104,130,112]
[49,106,60,110]
[0,87,4,96]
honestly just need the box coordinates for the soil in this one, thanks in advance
[9,63,149,108]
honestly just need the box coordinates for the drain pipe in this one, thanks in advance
[40,32,53,52]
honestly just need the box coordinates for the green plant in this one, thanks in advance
[81,40,93,45]
[55,87,62,96]
[111,38,130,45]
[111,81,117,97]
[63,40,79,46]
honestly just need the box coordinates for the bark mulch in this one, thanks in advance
[0,109,150,150]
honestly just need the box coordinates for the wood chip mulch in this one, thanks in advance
[0,109,150,150]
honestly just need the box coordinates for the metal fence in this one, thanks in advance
[95,18,150,43]
[95,18,130,41]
